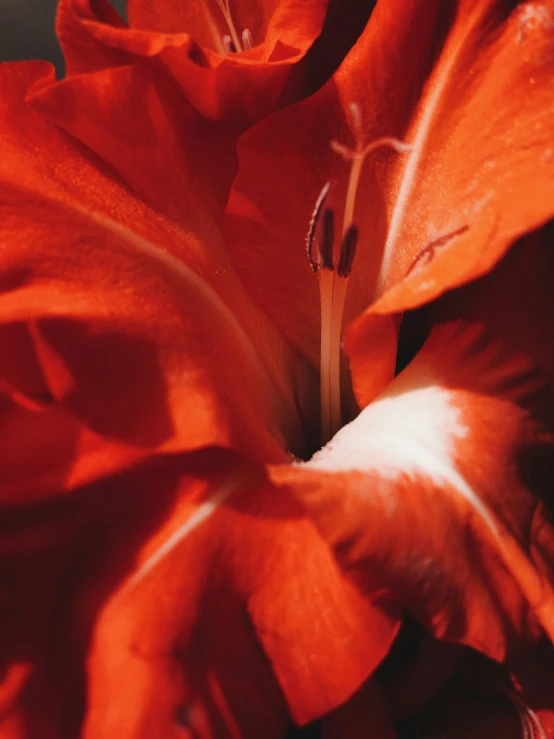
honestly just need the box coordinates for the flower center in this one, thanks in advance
[307,103,411,445]
[202,0,253,54]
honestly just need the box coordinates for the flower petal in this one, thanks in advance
[49,453,397,735]
[57,0,329,121]
[0,61,312,465]
[273,238,554,659]
[226,0,554,388]
[0,394,148,504]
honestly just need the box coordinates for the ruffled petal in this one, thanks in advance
[0,452,395,735]
[127,0,324,56]
[0,394,149,505]
[25,452,395,736]
[0,61,313,471]
[273,238,554,660]
[226,0,554,393]
[56,0,329,121]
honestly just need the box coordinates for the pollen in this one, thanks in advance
[307,102,412,445]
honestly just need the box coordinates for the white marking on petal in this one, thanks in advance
[309,362,464,476]
[518,2,554,36]
[304,354,554,638]
[306,362,497,534]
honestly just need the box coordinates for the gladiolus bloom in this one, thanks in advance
[1,0,554,737]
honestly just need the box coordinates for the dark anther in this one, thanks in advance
[337,223,359,277]
[320,208,335,270]
[306,181,331,271]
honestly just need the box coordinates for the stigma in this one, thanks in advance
[307,102,412,446]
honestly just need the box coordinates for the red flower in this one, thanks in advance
[57,0,365,122]
[1,0,554,737]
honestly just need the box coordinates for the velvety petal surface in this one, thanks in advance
[52,453,396,736]
[0,61,313,476]
[272,237,554,661]
[0,451,397,736]
[56,0,329,121]
[226,0,554,403]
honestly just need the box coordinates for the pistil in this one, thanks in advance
[307,103,412,446]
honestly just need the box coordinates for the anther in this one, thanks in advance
[222,34,236,54]
[320,209,335,270]
[306,181,331,271]
[308,99,412,446]
[337,223,359,277]
[242,28,253,50]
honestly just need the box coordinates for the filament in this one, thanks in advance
[313,103,411,446]
[214,0,244,52]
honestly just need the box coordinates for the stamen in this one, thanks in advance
[242,28,253,50]
[214,0,243,52]
[337,223,359,277]
[321,209,335,270]
[222,34,236,54]
[310,102,411,446]
[306,181,331,271]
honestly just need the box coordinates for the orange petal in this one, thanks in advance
[0,321,151,504]
[0,395,151,504]
[52,453,398,735]
[0,61,312,464]
[226,0,554,389]
[272,239,554,660]
[57,0,329,121]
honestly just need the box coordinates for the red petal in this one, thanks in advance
[226,0,554,392]
[127,0,325,55]
[50,453,397,735]
[0,62,311,465]
[0,395,149,504]
[272,238,554,660]
[57,0,328,121]
[0,497,88,738]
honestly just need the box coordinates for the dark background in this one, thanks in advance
[0,0,126,70]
